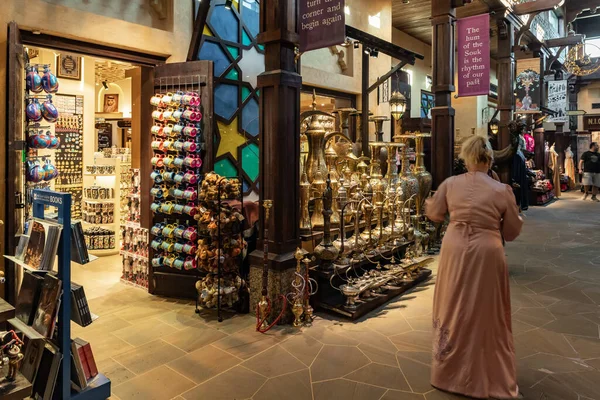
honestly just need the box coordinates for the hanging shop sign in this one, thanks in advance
[547,80,568,123]
[299,0,345,52]
[456,14,490,97]
[583,115,600,131]
[515,59,541,114]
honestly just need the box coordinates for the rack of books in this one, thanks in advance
[4,189,110,399]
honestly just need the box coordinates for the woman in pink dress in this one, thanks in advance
[425,135,523,399]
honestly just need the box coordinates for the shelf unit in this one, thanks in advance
[82,158,121,256]
[30,189,111,400]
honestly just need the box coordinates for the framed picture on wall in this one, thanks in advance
[56,53,81,80]
[103,94,119,113]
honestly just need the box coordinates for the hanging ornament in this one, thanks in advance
[41,98,59,123]
[43,159,58,181]
[47,131,60,149]
[26,66,43,93]
[41,66,59,93]
[26,99,43,122]
[26,160,44,183]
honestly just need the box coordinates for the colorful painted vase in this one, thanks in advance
[41,66,59,93]
[47,132,60,149]
[26,99,43,122]
[26,66,43,93]
[26,161,44,183]
[42,98,59,123]
[43,160,58,181]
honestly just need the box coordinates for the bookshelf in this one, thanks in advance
[31,189,111,400]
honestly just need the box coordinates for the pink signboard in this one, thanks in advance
[457,14,490,97]
[299,0,345,52]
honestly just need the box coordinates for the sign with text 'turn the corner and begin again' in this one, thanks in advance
[299,0,345,53]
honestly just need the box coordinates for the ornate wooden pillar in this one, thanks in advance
[249,0,302,322]
[430,0,456,188]
[496,16,515,183]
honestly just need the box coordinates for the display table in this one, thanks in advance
[311,244,434,320]
[0,371,33,400]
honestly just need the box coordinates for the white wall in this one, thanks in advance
[95,77,133,117]
[578,82,600,129]
[392,29,433,119]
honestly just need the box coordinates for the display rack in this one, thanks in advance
[148,76,207,299]
[195,178,246,321]
[81,158,121,256]
[30,189,111,400]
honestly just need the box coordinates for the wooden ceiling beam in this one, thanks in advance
[513,0,564,16]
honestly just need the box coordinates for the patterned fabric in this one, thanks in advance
[432,318,452,362]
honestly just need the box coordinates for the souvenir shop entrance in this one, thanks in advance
[4,22,213,305]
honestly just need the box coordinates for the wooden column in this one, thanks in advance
[430,0,456,188]
[249,0,301,321]
[496,17,515,184]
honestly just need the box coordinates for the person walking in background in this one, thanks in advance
[425,135,523,399]
[579,142,600,202]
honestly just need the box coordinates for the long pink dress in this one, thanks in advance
[425,172,523,399]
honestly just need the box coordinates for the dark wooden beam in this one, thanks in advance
[19,30,167,66]
[346,25,423,64]
[496,16,515,184]
[566,0,600,24]
[368,61,407,94]
[187,0,212,61]
[545,34,584,48]
[514,0,563,15]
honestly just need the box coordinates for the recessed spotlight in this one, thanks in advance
[354,41,360,49]
[225,0,232,9]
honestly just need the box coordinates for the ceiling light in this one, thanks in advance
[364,47,370,55]
[102,81,108,89]
[225,0,232,9]
[370,48,379,58]
[354,41,360,49]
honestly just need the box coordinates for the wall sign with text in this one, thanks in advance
[547,80,568,123]
[299,0,345,52]
[583,115,600,131]
[457,14,490,97]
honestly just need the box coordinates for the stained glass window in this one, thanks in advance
[196,1,264,195]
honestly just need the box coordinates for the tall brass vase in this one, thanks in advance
[415,133,432,217]
[395,134,419,205]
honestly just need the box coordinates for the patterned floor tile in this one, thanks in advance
[253,369,312,400]
[241,345,306,378]
[181,365,266,399]
[313,379,386,400]
[310,345,370,382]
[112,365,195,400]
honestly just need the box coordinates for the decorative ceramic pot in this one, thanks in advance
[26,66,42,93]
[26,99,43,122]
[42,98,59,122]
[41,66,59,93]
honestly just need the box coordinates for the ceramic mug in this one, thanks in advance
[151,124,164,136]
[151,202,163,213]
[150,185,166,199]
[164,256,176,268]
[183,187,197,201]
[162,92,173,105]
[173,204,185,214]
[150,94,163,107]
[163,140,174,151]
[183,125,197,137]
[182,242,197,255]
[172,188,185,199]
[174,172,185,184]
[173,257,185,270]
[151,170,165,183]
[173,108,183,121]
[183,171,198,185]
[183,156,196,168]
[173,156,185,168]
[173,123,185,134]
[151,256,164,267]
[162,171,176,182]
[151,140,165,151]
[151,154,165,167]
[151,238,164,251]
[173,242,185,253]
[173,225,186,239]
[182,227,198,242]
[183,256,197,270]
[183,204,198,217]
[162,224,177,238]
[173,140,185,152]
[183,141,197,153]
[160,202,175,214]
[152,109,164,121]
[162,108,174,121]
[163,124,174,137]
[163,155,175,167]
[151,222,166,236]
[172,91,184,105]
[160,240,175,252]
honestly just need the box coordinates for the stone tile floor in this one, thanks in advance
[73,190,600,400]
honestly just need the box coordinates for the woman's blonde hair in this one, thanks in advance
[459,135,493,166]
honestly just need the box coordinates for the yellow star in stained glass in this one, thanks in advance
[217,118,247,160]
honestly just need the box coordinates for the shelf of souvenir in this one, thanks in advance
[195,173,247,312]
[149,89,205,290]
[24,64,61,220]
[82,158,121,256]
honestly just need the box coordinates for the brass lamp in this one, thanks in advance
[390,91,407,121]
[489,119,499,135]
